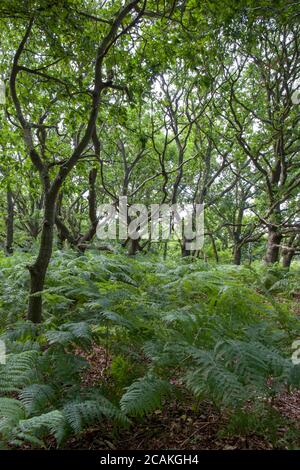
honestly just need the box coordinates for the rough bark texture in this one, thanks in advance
[282,248,294,269]
[265,227,282,264]
[233,244,242,265]
[28,195,56,323]
[5,189,14,255]
[55,192,66,248]
[282,234,298,269]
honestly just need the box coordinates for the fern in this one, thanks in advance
[183,349,248,406]
[63,401,102,434]
[215,340,291,382]
[45,321,93,349]
[19,384,57,415]
[0,251,299,448]
[0,351,39,394]
[120,376,173,417]
[63,398,128,434]
[18,410,67,446]
[0,398,26,438]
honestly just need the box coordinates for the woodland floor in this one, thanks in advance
[9,262,299,451]
[63,345,300,451]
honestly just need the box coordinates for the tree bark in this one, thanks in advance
[181,238,192,257]
[265,227,282,264]
[55,192,67,248]
[77,168,98,251]
[209,233,219,263]
[5,189,14,255]
[233,244,242,265]
[27,194,56,323]
[181,245,191,257]
[127,238,141,256]
[282,248,295,269]
[55,168,99,252]
[282,234,297,269]
[10,3,145,323]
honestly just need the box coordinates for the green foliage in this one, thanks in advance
[0,351,40,394]
[220,404,300,448]
[110,355,145,393]
[0,251,299,448]
[120,376,173,417]
[0,0,299,451]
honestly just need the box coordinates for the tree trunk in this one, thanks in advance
[55,192,66,248]
[209,233,219,263]
[5,189,14,255]
[282,234,297,269]
[127,238,141,256]
[181,243,191,257]
[181,248,191,257]
[233,244,242,265]
[163,241,168,260]
[27,194,56,323]
[77,168,98,251]
[282,248,294,269]
[265,227,282,264]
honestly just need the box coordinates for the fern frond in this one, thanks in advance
[185,363,247,407]
[63,397,129,434]
[45,322,93,349]
[0,398,26,438]
[19,384,57,415]
[63,401,98,434]
[0,351,39,394]
[120,376,173,417]
[18,410,67,446]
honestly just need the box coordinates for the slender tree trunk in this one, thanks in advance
[233,244,242,265]
[127,238,140,256]
[232,203,244,265]
[77,167,98,251]
[209,233,219,263]
[163,241,168,259]
[181,247,189,257]
[55,168,98,252]
[265,227,282,264]
[248,242,253,265]
[27,194,56,323]
[181,242,191,257]
[282,249,294,269]
[282,234,297,269]
[9,0,144,324]
[55,192,66,248]
[5,189,14,255]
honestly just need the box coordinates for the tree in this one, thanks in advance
[219,19,300,264]
[7,1,148,322]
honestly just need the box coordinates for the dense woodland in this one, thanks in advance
[0,0,299,452]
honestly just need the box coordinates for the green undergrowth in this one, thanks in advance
[0,249,299,449]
